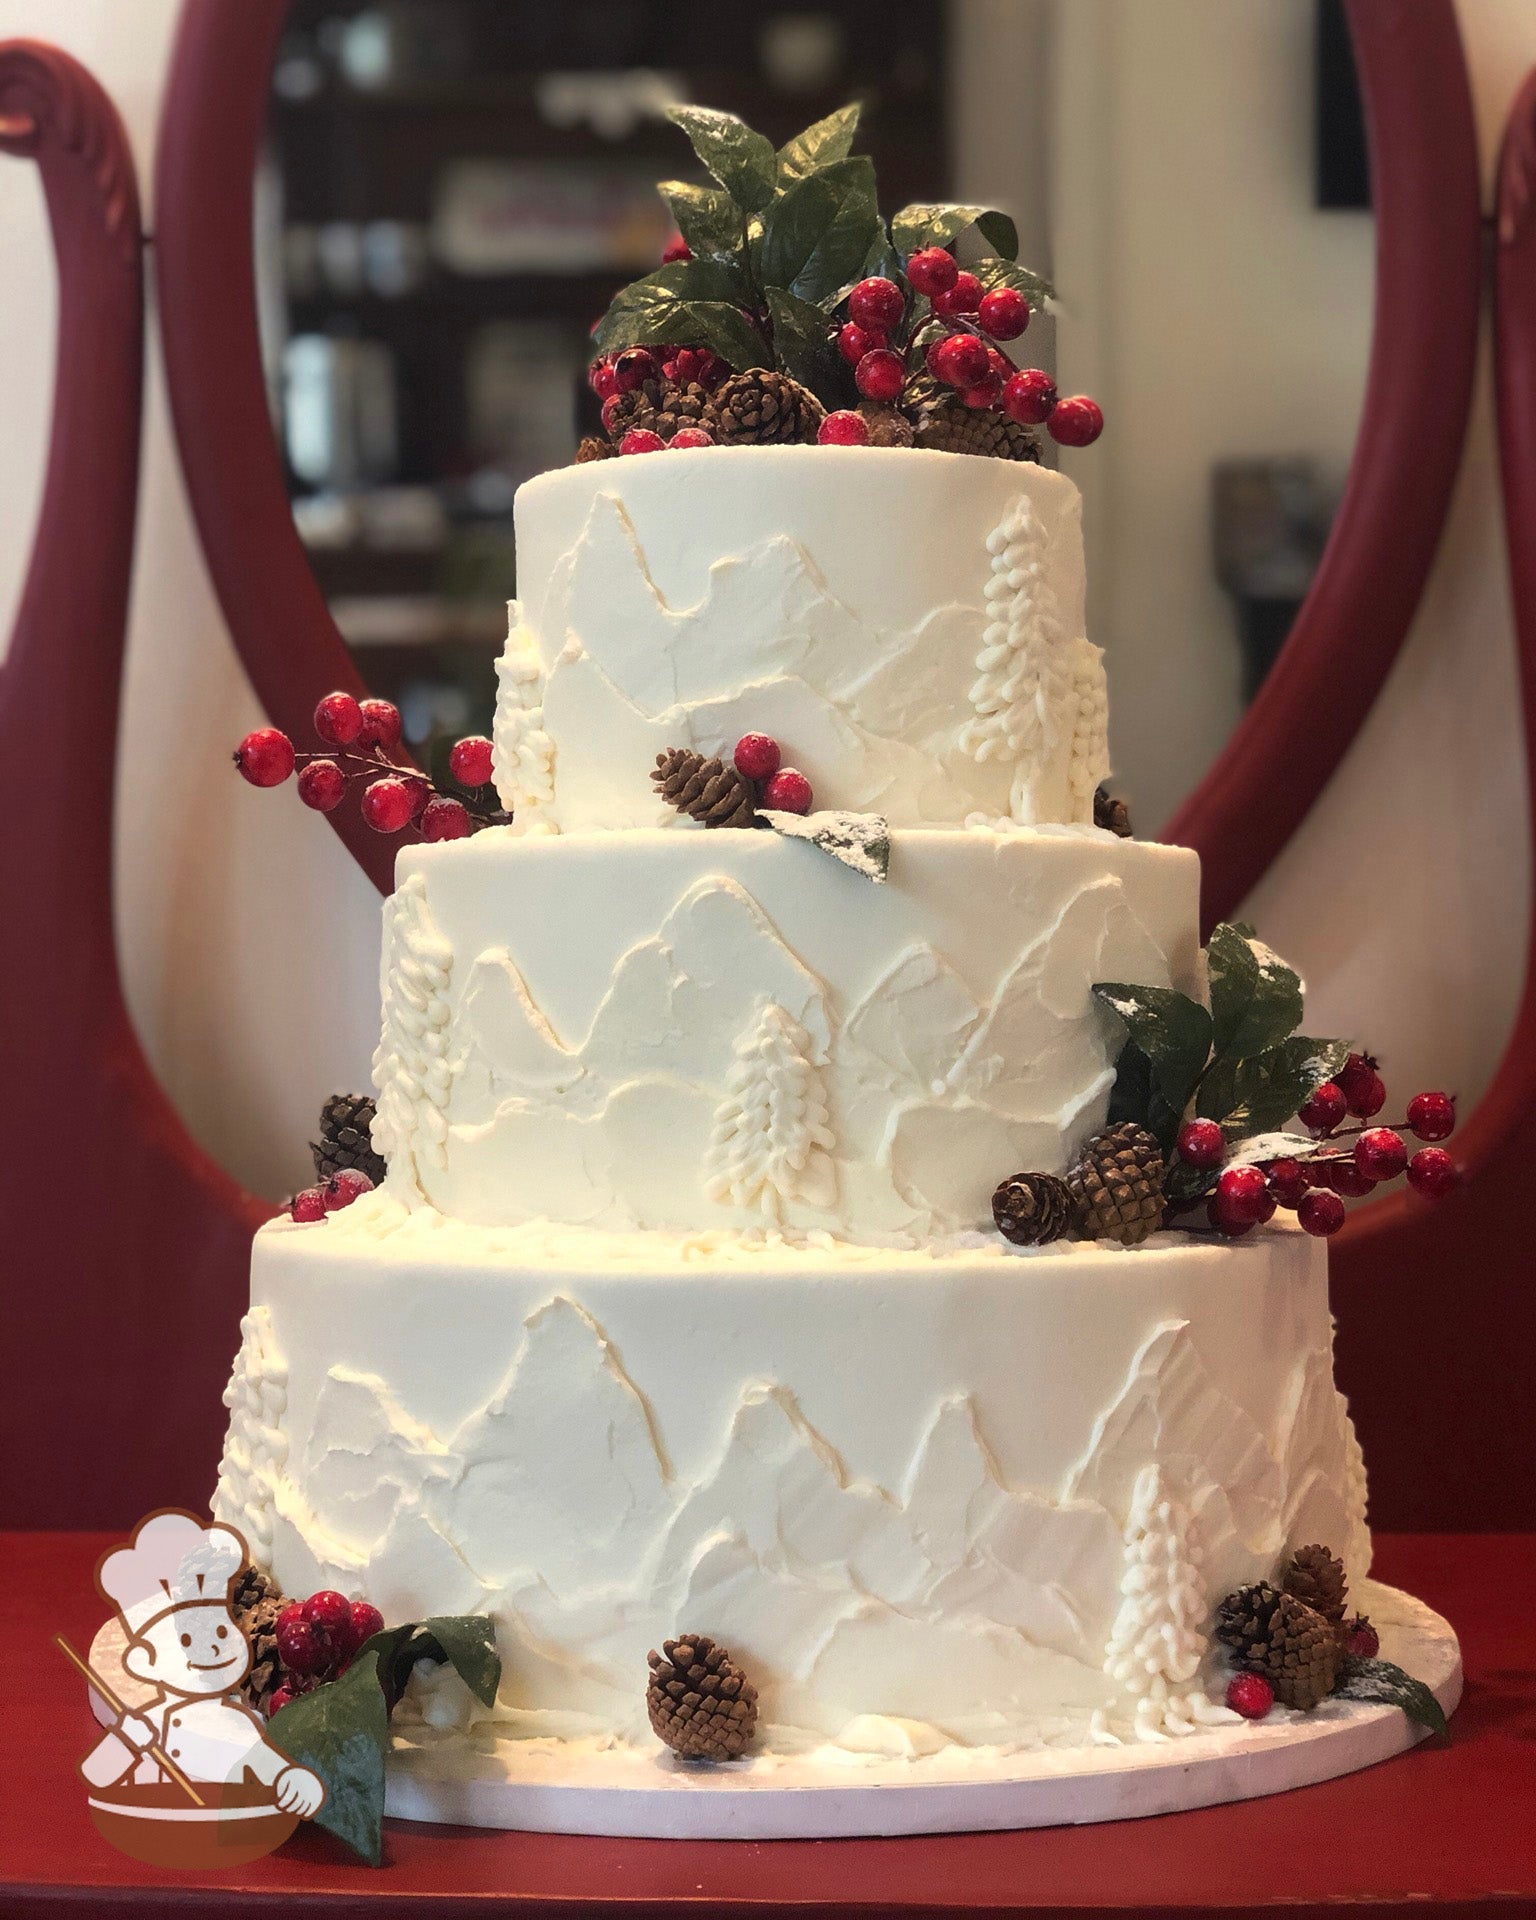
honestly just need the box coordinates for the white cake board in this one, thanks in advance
[380,1582,1461,1840]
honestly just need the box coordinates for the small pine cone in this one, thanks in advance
[576,435,614,463]
[1284,1543,1348,1628]
[647,1635,758,1761]
[1066,1123,1165,1246]
[1216,1581,1341,1711]
[858,402,915,449]
[231,1564,287,1714]
[712,369,825,446]
[312,1093,387,1188]
[992,1171,1075,1246]
[652,747,757,828]
[650,379,717,441]
[603,378,666,441]
[1094,785,1132,837]
[913,395,1040,462]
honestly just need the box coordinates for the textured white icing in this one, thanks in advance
[505,449,1096,832]
[371,872,455,1196]
[213,1307,288,1562]
[384,826,1201,1238]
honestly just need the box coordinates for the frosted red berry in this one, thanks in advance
[819,409,871,446]
[421,795,472,841]
[234,727,295,787]
[1321,1158,1376,1197]
[1354,1127,1407,1181]
[961,372,1004,409]
[848,276,905,332]
[932,269,982,317]
[361,776,416,833]
[600,394,624,434]
[1298,1082,1347,1136]
[978,285,1030,340]
[855,348,905,402]
[1406,1090,1455,1141]
[449,735,495,787]
[1226,1671,1275,1720]
[661,234,691,263]
[1346,1618,1381,1659]
[1207,1194,1254,1238]
[357,697,403,748]
[613,346,658,393]
[1177,1119,1226,1169]
[931,333,990,390]
[1298,1187,1347,1236]
[324,1168,374,1211]
[302,1590,351,1637]
[837,322,885,365]
[620,428,666,455]
[340,1599,385,1656]
[762,768,813,814]
[289,1187,327,1223]
[1217,1164,1272,1224]
[1266,1158,1310,1209]
[314,690,364,746]
[296,759,346,812]
[1407,1146,1460,1198]
[406,777,432,819]
[733,732,782,782]
[275,1615,328,1676]
[1002,369,1057,426]
[587,355,615,395]
[266,1684,295,1717]
[669,426,715,448]
[1048,395,1105,447]
[906,246,959,297]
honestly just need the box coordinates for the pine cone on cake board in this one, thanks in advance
[1215,1581,1341,1710]
[231,1563,287,1714]
[647,1634,759,1760]
[1283,1543,1349,1630]
[652,748,757,827]
[1066,1123,1166,1246]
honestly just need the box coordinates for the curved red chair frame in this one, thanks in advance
[0,43,271,1529]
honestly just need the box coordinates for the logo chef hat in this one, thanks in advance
[98,1512,246,1640]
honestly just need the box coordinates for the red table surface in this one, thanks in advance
[1,1533,1532,1919]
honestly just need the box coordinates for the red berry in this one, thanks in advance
[1298,1187,1347,1236]
[1335,1050,1376,1100]
[1345,1618,1381,1660]
[361,776,416,834]
[289,1187,327,1223]
[931,270,982,317]
[357,697,402,749]
[405,777,432,820]
[325,1168,374,1212]
[669,426,715,448]
[961,372,1005,409]
[761,768,813,814]
[931,333,990,390]
[277,1600,305,1634]
[233,727,295,788]
[854,348,905,402]
[266,1684,295,1717]
[302,1590,352,1636]
[819,409,871,447]
[848,276,904,332]
[1298,1082,1348,1136]
[1407,1146,1460,1198]
[906,246,959,297]
[1335,1051,1387,1117]
[421,795,472,842]
[1266,1158,1311,1209]
[978,286,1030,340]
[1321,1158,1377,1197]
[1207,1194,1254,1239]
[1002,369,1057,426]
[613,346,658,393]
[1406,1090,1456,1141]
[587,355,616,396]
[733,733,782,782]
[1226,1671,1275,1720]
[600,393,624,434]
[1048,395,1105,447]
[449,735,495,787]
[1216,1164,1272,1225]
[340,1599,385,1656]
[619,428,666,455]
[1177,1119,1226,1169]
[668,346,725,390]
[661,234,691,264]
[297,759,346,812]
[837,322,885,365]
[1355,1127,1407,1182]
[275,1616,328,1676]
[314,690,364,746]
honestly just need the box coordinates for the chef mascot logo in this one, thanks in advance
[74,1510,325,1868]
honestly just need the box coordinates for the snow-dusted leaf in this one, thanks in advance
[1334,1656,1448,1738]
[1222,1131,1317,1169]
[760,808,891,882]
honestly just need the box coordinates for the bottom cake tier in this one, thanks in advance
[217,1198,1370,1755]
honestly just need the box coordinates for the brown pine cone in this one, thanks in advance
[650,380,716,441]
[1066,1123,1166,1246]
[857,402,915,449]
[1284,1543,1348,1628]
[712,369,825,446]
[913,394,1040,462]
[652,748,757,828]
[1215,1581,1341,1711]
[231,1564,287,1714]
[993,1171,1076,1246]
[647,1634,758,1760]
[1094,786,1132,837]
[312,1093,387,1188]
[576,435,614,463]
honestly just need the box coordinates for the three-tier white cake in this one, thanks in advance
[216,448,1369,1778]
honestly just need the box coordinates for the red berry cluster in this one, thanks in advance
[266,1589,386,1717]
[823,255,1101,448]
[590,344,728,454]
[733,732,812,814]
[1177,1052,1460,1241]
[234,695,509,841]
[287,1166,375,1223]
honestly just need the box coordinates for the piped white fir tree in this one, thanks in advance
[1099,1465,1237,1742]
[706,1000,836,1223]
[371,871,456,1197]
[493,603,556,831]
[212,1306,289,1563]
[1066,635,1111,817]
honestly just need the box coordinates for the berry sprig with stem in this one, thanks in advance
[267,1589,386,1717]
[234,692,510,843]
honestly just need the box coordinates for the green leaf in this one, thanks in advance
[857,220,903,289]
[1197,1035,1351,1137]
[970,253,1057,306]
[665,105,776,213]
[594,261,764,369]
[759,158,881,308]
[658,179,742,258]
[974,210,1020,260]
[891,202,1024,265]
[1206,922,1305,1062]
[765,287,846,403]
[268,1648,391,1866]
[1093,983,1213,1152]
[1334,1656,1449,1738]
[777,102,861,182]
[417,1615,500,1708]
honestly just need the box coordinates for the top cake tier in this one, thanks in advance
[495,447,1106,834]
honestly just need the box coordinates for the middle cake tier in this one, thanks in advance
[375,825,1202,1240]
